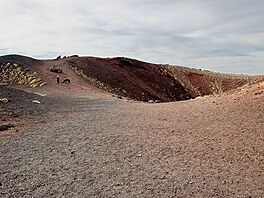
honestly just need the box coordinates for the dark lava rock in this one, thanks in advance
[0,124,14,132]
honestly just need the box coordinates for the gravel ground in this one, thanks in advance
[0,87,63,138]
[0,87,60,115]
[0,85,263,197]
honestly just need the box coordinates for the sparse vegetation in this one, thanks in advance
[0,55,263,102]
[0,63,46,88]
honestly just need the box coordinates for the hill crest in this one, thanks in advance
[0,54,263,102]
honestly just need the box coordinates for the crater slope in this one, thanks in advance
[0,54,263,102]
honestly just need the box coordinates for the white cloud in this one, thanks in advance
[0,0,263,74]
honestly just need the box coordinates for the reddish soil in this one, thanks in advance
[186,72,211,95]
[66,57,193,101]
[1,54,263,102]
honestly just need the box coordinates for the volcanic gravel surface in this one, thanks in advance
[0,87,60,115]
[0,87,64,138]
[0,84,264,197]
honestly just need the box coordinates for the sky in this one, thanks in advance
[0,0,263,75]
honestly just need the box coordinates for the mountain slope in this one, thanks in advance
[0,54,263,102]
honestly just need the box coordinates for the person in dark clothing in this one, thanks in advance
[56,75,60,84]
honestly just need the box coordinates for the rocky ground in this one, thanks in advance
[0,54,263,197]
[0,87,59,138]
[0,82,263,197]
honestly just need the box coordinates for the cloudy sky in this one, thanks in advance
[0,0,263,74]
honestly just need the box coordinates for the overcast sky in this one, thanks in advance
[0,0,263,74]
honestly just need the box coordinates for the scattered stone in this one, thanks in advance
[112,95,123,99]
[254,91,263,95]
[70,151,75,157]
[0,98,9,104]
[148,100,155,103]
[33,92,46,97]
[32,100,41,104]
[10,112,19,117]
[0,124,14,132]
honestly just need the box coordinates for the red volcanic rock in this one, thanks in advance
[0,54,263,102]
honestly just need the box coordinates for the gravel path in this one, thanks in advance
[0,85,263,197]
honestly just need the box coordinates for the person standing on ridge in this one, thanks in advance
[56,75,60,84]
